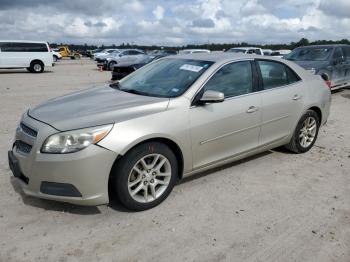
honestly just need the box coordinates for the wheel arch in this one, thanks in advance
[109,137,185,180]
[308,106,322,124]
[30,59,44,66]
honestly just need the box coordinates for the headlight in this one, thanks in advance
[41,124,113,154]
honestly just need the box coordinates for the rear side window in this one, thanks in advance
[257,60,301,90]
[0,42,48,52]
[204,61,253,98]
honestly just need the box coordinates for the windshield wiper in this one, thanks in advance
[109,81,120,89]
[122,88,148,96]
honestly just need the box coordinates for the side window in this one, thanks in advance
[0,42,11,52]
[258,60,288,89]
[121,51,130,56]
[286,66,301,84]
[341,46,350,61]
[255,49,262,55]
[129,51,140,55]
[203,61,253,98]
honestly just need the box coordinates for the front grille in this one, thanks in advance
[16,140,32,154]
[20,122,37,137]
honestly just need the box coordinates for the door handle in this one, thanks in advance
[246,106,259,113]
[293,94,302,100]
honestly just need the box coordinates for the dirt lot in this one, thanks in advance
[0,59,349,262]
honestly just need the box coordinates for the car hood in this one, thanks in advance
[28,85,170,131]
[289,60,328,70]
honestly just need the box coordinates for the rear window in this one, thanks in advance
[0,42,48,52]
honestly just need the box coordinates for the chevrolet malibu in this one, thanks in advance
[8,53,331,211]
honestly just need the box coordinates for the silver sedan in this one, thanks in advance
[8,53,331,211]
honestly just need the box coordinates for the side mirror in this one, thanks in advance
[199,90,224,104]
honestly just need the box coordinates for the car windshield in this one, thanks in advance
[228,49,246,53]
[113,58,213,98]
[286,47,333,61]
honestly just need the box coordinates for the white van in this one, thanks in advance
[0,40,53,73]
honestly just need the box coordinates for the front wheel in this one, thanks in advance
[111,142,178,211]
[285,110,320,153]
[108,61,116,71]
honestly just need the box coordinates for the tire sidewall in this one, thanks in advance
[113,142,178,211]
[293,110,320,153]
[108,61,116,71]
[30,61,44,73]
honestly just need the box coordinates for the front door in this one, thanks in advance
[190,60,262,169]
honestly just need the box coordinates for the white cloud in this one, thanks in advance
[153,5,164,20]
[0,0,349,45]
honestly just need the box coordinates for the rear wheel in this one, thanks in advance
[53,55,58,62]
[285,110,320,153]
[30,61,44,73]
[111,142,178,211]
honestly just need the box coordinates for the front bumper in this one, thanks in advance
[9,114,118,206]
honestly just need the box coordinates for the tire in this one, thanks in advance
[285,110,320,153]
[53,55,58,62]
[108,61,116,71]
[30,61,44,73]
[111,142,178,211]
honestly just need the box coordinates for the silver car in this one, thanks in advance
[8,53,331,211]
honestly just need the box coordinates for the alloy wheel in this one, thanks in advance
[299,116,317,148]
[128,154,171,203]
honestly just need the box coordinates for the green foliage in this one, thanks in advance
[49,38,350,52]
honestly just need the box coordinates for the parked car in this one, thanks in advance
[111,53,175,80]
[227,47,264,56]
[93,49,120,60]
[94,50,122,62]
[97,49,146,71]
[51,49,62,62]
[56,46,81,60]
[0,40,53,73]
[179,49,210,54]
[8,53,331,210]
[149,50,178,56]
[262,49,273,56]
[285,45,350,90]
[270,49,291,58]
[111,55,166,80]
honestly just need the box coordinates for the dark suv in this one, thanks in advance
[285,44,350,90]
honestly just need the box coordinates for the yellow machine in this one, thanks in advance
[57,46,81,59]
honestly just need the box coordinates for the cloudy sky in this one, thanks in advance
[0,0,349,46]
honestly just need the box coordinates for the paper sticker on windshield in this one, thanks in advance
[180,64,203,72]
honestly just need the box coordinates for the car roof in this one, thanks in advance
[297,44,350,49]
[169,52,271,62]
[230,47,261,50]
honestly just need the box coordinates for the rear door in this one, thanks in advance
[256,60,304,146]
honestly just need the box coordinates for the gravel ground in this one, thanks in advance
[0,59,349,262]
